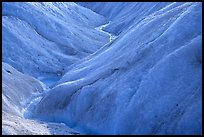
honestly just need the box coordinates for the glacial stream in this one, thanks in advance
[95,21,117,42]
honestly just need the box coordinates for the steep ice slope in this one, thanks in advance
[2,62,79,135]
[77,2,185,35]
[34,2,202,135]
[2,2,109,78]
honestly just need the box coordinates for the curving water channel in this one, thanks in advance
[95,21,117,42]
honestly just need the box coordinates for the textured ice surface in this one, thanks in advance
[2,2,202,135]
[35,2,202,135]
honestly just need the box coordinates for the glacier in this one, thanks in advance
[2,2,202,135]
